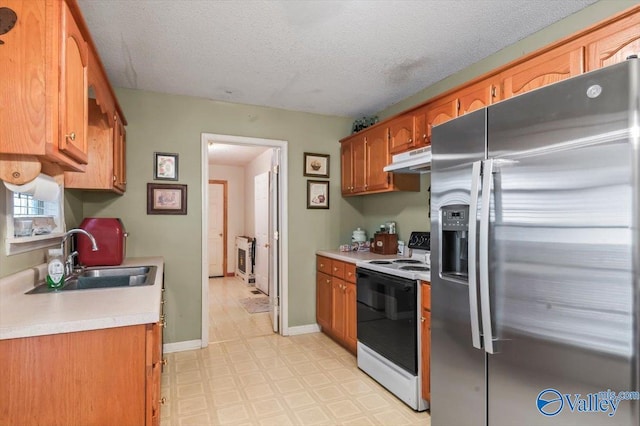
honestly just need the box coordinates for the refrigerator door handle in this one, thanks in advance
[480,158,496,354]
[468,160,483,349]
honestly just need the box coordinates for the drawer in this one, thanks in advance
[422,283,431,311]
[331,260,345,279]
[317,256,332,275]
[344,263,356,283]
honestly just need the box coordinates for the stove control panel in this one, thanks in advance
[407,231,431,250]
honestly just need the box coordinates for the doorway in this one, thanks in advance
[200,133,289,347]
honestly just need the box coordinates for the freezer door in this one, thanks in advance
[431,109,487,426]
[486,60,638,425]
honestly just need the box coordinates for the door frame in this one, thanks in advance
[200,133,289,346]
[208,180,227,277]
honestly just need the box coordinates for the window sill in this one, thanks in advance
[5,233,63,256]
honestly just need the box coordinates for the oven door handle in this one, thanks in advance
[468,160,483,350]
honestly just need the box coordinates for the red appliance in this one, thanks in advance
[77,218,127,266]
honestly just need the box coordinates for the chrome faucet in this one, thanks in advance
[61,229,99,275]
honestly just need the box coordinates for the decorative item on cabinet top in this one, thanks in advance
[351,116,379,133]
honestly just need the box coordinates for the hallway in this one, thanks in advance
[160,276,430,425]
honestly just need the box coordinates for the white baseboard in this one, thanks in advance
[163,339,202,353]
[286,323,321,336]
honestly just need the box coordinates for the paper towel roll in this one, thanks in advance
[3,173,61,202]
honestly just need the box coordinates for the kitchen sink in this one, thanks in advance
[25,266,157,294]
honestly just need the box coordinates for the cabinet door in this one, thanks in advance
[389,114,415,154]
[426,97,458,145]
[501,45,584,99]
[331,277,346,340]
[585,12,640,71]
[352,136,367,193]
[413,106,429,149]
[316,272,332,331]
[421,310,431,402]
[59,1,89,164]
[365,126,391,192]
[458,78,500,115]
[340,140,354,194]
[344,281,357,354]
[146,322,163,426]
[113,116,127,192]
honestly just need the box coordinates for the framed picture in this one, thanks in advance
[303,152,330,178]
[154,152,179,181]
[307,180,329,209]
[147,183,187,215]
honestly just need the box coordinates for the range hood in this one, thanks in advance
[383,146,431,174]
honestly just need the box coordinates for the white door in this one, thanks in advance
[208,182,225,277]
[268,150,280,333]
[254,172,270,294]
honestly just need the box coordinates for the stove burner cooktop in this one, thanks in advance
[399,266,430,271]
[393,259,422,264]
[369,260,393,264]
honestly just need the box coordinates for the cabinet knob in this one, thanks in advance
[320,263,324,268]
[333,267,338,271]
[423,134,427,140]
[326,279,331,284]
[113,175,117,182]
[159,397,167,405]
[421,317,425,323]
[161,358,168,366]
[408,138,413,143]
[65,132,76,141]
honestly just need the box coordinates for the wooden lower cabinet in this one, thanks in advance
[421,281,431,402]
[316,256,357,354]
[0,323,162,426]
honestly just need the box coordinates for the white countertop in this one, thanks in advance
[0,257,164,340]
[317,250,400,264]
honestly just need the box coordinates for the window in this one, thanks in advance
[4,184,64,255]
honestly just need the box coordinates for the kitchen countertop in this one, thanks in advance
[317,250,400,264]
[0,257,164,340]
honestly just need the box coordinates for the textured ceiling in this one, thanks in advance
[77,0,598,118]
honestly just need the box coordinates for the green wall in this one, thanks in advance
[80,90,360,343]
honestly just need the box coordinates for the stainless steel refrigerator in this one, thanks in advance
[430,59,639,425]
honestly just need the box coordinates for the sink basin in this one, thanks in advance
[26,265,157,294]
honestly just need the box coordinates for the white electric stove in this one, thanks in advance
[356,232,431,281]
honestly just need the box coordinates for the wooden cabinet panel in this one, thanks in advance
[352,136,367,193]
[458,78,500,115]
[426,97,458,145]
[316,271,332,331]
[340,139,354,194]
[421,282,431,402]
[345,263,356,284]
[365,125,391,192]
[317,256,332,275]
[344,282,358,353]
[331,278,347,341]
[585,12,640,71]
[389,114,415,154]
[316,256,357,354]
[59,1,89,164]
[502,45,584,99]
[113,116,127,192]
[0,325,147,426]
[413,106,430,149]
[331,259,345,280]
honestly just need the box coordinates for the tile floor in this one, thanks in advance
[160,276,431,425]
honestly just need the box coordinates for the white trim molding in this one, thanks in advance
[287,323,321,336]
[163,339,202,354]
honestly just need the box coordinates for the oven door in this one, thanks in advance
[356,267,418,375]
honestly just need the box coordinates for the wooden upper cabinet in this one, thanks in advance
[585,11,640,71]
[389,114,415,154]
[340,139,354,194]
[365,125,391,192]
[501,44,584,99]
[458,78,501,115]
[59,0,89,165]
[426,96,458,144]
[413,106,430,149]
[63,21,127,193]
[352,136,367,193]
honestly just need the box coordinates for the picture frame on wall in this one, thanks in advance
[154,152,179,181]
[147,183,187,215]
[303,152,330,178]
[307,180,329,209]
